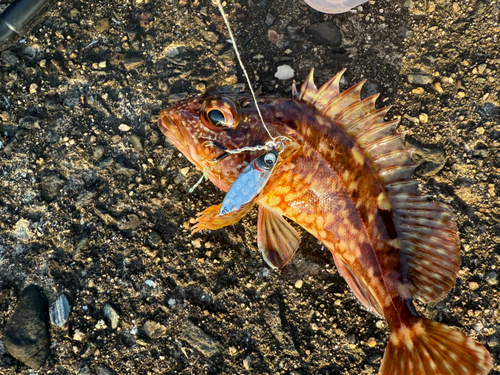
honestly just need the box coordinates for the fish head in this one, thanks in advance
[158,86,290,192]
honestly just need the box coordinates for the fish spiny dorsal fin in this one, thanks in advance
[299,69,318,104]
[291,81,299,100]
[323,80,366,119]
[299,70,461,303]
[346,106,391,137]
[334,93,380,126]
[309,69,345,110]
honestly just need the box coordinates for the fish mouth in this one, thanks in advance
[158,109,200,166]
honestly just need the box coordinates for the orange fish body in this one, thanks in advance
[158,70,493,375]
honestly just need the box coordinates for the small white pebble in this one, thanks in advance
[168,298,176,307]
[295,280,303,289]
[145,279,156,288]
[118,124,131,131]
[274,65,294,80]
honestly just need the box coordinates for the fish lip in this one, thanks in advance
[158,110,199,165]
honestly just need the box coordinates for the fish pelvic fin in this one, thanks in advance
[257,205,301,269]
[379,318,493,375]
[192,202,253,233]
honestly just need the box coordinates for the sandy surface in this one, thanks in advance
[0,0,499,374]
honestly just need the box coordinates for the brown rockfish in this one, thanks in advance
[158,69,493,375]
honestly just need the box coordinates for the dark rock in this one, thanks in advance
[1,50,19,66]
[489,130,500,140]
[476,102,499,118]
[119,330,136,348]
[3,285,50,369]
[95,364,116,375]
[40,169,66,202]
[305,21,341,47]
[182,319,220,357]
[95,18,110,33]
[265,14,276,26]
[124,52,145,71]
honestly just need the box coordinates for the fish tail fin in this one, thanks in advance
[379,317,492,375]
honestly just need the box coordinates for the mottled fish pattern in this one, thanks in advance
[158,69,493,375]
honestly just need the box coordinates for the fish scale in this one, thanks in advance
[158,69,493,375]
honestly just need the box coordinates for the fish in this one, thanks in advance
[158,69,493,375]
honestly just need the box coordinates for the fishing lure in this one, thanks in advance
[219,150,279,216]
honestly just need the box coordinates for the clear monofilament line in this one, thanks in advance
[215,0,275,143]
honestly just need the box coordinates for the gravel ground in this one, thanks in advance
[0,0,499,374]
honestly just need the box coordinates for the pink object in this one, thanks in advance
[303,0,370,13]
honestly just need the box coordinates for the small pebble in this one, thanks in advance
[50,294,71,327]
[408,74,433,85]
[142,320,166,339]
[0,111,10,122]
[274,65,294,80]
[118,124,131,132]
[73,329,85,341]
[485,272,498,286]
[243,356,251,370]
[412,87,425,95]
[434,82,444,93]
[180,167,190,176]
[268,30,278,44]
[103,304,119,329]
[419,113,428,123]
[294,280,303,289]
[167,298,176,307]
[145,280,157,288]
[469,282,480,291]
[367,337,377,347]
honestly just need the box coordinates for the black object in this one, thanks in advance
[0,0,56,51]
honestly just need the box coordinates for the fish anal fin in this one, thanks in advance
[379,318,493,375]
[192,202,253,233]
[257,205,300,269]
[299,69,318,104]
[332,254,384,317]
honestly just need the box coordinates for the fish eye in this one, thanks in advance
[201,97,240,131]
[207,109,225,127]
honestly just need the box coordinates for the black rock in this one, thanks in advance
[3,284,50,369]
[40,169,66,202]
[305,21,342,47]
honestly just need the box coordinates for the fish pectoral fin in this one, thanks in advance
[192,202,253,233]
[257,205,301,269]
[379,317,492,375]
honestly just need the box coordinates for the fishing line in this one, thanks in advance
[215,0,290,152]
